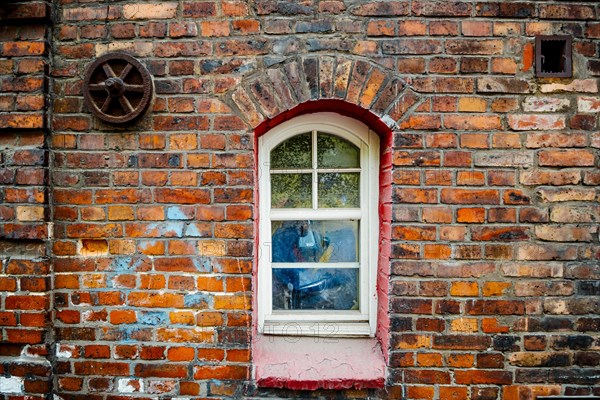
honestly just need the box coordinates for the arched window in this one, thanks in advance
[258,112,379,336]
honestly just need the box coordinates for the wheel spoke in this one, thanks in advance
[119,96,134,113]
[100,96,112,112]
[119,63,133,80]
[89,83,106,92]
[124,84,144,92]
[102,63,116,78]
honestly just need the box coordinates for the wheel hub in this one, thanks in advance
[105,77,125,97]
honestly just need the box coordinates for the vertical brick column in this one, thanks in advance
[0,1,52,398]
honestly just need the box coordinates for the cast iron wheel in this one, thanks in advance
[83,52,153,124]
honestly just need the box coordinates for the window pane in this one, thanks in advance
[317,132,360,168]
[272,268,359,310]
[271,220,358,263]
[270,132,312,169]
[318,173,360,208]
[271,174,312,208]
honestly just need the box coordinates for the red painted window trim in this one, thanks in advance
[252,100,393,389]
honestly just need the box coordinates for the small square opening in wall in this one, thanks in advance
[535,35,572,78]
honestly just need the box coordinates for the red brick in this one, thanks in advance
[74,361,129,376]
[441,189,499,204]
[154,188,210,204]
[193,365,249,380]
[455,370,512,385]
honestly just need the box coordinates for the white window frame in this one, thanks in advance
[258,113,380,337]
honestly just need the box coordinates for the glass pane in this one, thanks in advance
[272,268,359,310]
[317,132,360,168]
[271,220,358,263]
[318,173,360,208]
[271,173,312,208]
[270,132,312,169]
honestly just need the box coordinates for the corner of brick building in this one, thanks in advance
[0,0,599,398]
[0,1,53,398]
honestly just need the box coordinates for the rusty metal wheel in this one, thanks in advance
[83,52,153,124]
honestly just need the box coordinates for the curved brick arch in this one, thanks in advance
[226,55,424,374]
[224,54,422,131]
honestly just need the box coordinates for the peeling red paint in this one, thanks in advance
[254,336,386,390]
[252,101,392,389]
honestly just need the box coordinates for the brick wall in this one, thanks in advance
[0,1,52,398]
[1,0,599,398]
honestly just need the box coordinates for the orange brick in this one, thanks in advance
[447,353,474,368]
[169,311,195,325]
[170,133,198,150]
[139,241,165,256]
[107,206,134,221]
[406,385,435,400]
[492,57,518,74]
[168,240,196,255]
[457,207,485,223]
[196,349,226,362]
[423,207,453,223]
[457,171,485,186]
[424,244,451,259]
[168,346,195,361]
[440,386,468,400]
[201,21,231,37]
[197,276,224,292]
[450,281,479,296]
[482,317,510,333]
[458,97,486,112]
[110,310,136,325]
[417,353,443,367]
[483,281,511,296]
[214,294,250,310]
[137,206,165,221]
[460,133,488,148]
[440,226,466,241]
[399,20,427,36]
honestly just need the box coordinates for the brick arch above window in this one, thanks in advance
[223,54,423,133]
[222,55,426,390]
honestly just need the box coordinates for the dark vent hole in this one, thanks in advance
[540,39,567,73]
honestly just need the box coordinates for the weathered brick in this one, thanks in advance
[441,189,499,204]
[538,150,595,167]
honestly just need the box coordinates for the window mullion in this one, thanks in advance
[312,130,318,210]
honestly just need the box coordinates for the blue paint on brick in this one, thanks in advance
[185,223,209,237]
[110,257,145,272]
[111,257,133,272]
[139,311,167,325]
[184,292,212,308]
[147,222,184,237]
[193,257,212,273]
[120,325,148,342]
[167,206,190,220]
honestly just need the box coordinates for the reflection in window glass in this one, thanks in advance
[318,173,360,208]
[270,132,312,169]
[271,220,358,263]
[271,174,312,208]
[272,268,359,310]
[317,132,360,168]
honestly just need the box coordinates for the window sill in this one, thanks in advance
[262,321,372,337]
[253,335,386,390]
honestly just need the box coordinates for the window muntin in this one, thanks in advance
[258,113,379,337]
